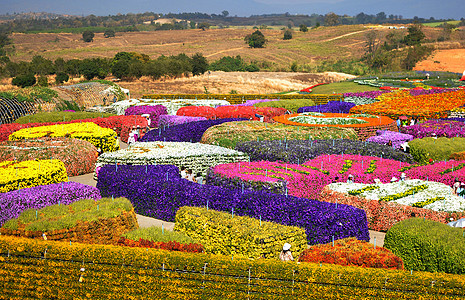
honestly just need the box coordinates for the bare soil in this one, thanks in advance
[414,49,465,73]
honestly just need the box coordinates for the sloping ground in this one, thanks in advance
[414,49,465,73]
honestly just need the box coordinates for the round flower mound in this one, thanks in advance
[124,105,167,127]
[177,105,287,122]
[200,121,358,149]
[297,101,356,114]
[158,115,207,127]
[96,141,249,177]
[9,122,118,152]
[0,160,68,193]
[350,89,465,119]
[299,238,404,270]
[0,138,98,176]
[366,130,414,150]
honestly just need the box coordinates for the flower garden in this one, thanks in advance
[2,75,465,298]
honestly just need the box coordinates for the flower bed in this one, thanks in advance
[274,112,397,140]
[0,115,147,141]
[0,138,98,176]
[140,118,246,143]
[236,140,414,164]
[158,115,207,127]
[253,99,316,113]
[2,236,464,299]
[401,120,465,139]
[117,237,204,253]
[96,142,249,177]
[350,90,465,119]
[385,218,465,274]
[112,99,231,115]
[175,206,307,259]
[299,237,404,270]
[9,122,119,152]
[366,130,414,150]
[0,181,100,226]
[14,111,116,124]
[177,106,287,122]
[297,101,356,114]
[1,197,138,245]
[409,137,465,163]
[0,160,68,193]
[97,164,370,245]
[200,121,358,149]
[124,105,167,127]
[233,99,276,106]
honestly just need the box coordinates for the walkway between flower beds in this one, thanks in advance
[69,171,385,247]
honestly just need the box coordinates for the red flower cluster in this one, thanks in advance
[177,105,287,122]
[298,238,404,270]
[0,116,147,141]
[117,237,204,253]
[300,83,329,93]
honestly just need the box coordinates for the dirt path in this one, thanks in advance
[320,30,369,43]
[205,47,246,58]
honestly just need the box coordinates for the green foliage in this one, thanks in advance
[55,72,69,84]
[253,99,316,113]
[409,137,465,163]
[198,22,210,30]
[191,53,208,76]
[316,59,371,76]
[37,76,48,87]
[402,24,426,46]
[299,24,308,32]
[104,28,116,38]
[14,111,115,123]
[12,73,36,88]
[402,45,433,70]
[123,226,195,244]
[209,55,258,72]
[244,30,266,48]
[82,30,95,42]
[283,29,293,40]
[384,218,465,274]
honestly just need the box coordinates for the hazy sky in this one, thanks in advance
[1,0,464,19]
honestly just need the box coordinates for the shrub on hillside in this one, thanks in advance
[384,218,465,274]
[12,74,36,88]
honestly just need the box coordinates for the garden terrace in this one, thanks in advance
[0,96,36,125]
[111,99,231,115]
[200,121,358,149]
[56,82,123,108]
[400,120,465,139]
[177,106,287,122]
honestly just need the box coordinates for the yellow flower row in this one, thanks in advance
[175,206,308,260]
[0,160,68,193]
[0,235,464,299]
[9,122,119,152]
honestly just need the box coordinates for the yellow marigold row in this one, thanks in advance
[0,160,68,193]
[9,122,119,152]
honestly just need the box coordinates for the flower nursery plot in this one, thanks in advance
[158,115,207,127]
[200,121,358,149]
[177,105,287,122]
[401,120,465,139]
[297,101,356,114]
[350,89,465,119]
[124,105,167,127]
[112,99,231,115]
[0,138,98,176]
[366,130,413,150]
[9,122,119,152]
[0,160,67,193]
[96,141,249,176]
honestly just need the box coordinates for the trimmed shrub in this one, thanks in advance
[175,206,307,259]
[409,137,465,163]
[254,99,315,113]
[200,121,358,149]
[123,226,196,244]
[96,164,370,245]
[299,237,404,270]
[384,218,465,274]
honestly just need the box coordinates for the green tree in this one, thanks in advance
[283,29,293,40]
[198,22,210,30]
[325,12,340,26]
[104,29,116,38]
[30,55,55,75]
[111,59,130,79]
[12,73,36,88]
[299,24,308,32]
[191,53,208,76]
[82,30,95,42]
[55,72,69,84]
[79,59,100,80]
[37,76,48,87]
[244,30,266,48]
[403,24,425,46]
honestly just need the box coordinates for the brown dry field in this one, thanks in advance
[414,49,465,73]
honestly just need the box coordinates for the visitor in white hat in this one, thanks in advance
[279,243,294,262]
[390,177,398,183]
[400,173,407,181]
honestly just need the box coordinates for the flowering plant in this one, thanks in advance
[297,101,356,114]
[178,105,287,122]
[111,99,230,115]
[158,115,207,127]
[401,120,465,139]
[366,130,414,150]
[124,105,167,127]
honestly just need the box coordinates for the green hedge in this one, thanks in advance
[14,112,116,124]
[175,206,307,259]
[141,93,343,105]
[253,99,316,113]
[0,235,464,299]
[409,137,465,163]
[123,226,195,244]
[384,218,465,274]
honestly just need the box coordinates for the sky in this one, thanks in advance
[1,0,464,20]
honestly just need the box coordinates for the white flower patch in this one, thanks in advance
[328,179,465,212]
[96,141,249,177]
[111,99,231,115]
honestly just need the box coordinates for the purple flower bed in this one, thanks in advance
[124,105,168,127]
[0,182,101,226]
[140,118,247,143]
[401,120,465,139]
[366,130,414,150]
[158,115,207,127]
[235,139,414,164]
[409,88,459,96]
[97,164,370,245]
[297,101,356,114]
[442,118,465,123]
[343,91,390,98]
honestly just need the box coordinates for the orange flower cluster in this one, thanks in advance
[274,113,395,128]
[117,237,204,253]
[298,238,404,270]
[350,90,465,119]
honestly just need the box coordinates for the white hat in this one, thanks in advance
[283,243,291,251]
[401,173,406,178]
[390,177,398,182]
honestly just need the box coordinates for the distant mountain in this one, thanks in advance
[0,12,78,21]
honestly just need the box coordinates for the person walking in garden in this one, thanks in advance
[279,243,294,261]
[195,172,204,184]
[347,174,354,184]
[187,169,195,182]
[180,166,187,179]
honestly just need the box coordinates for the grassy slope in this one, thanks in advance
[311,82,379,94]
